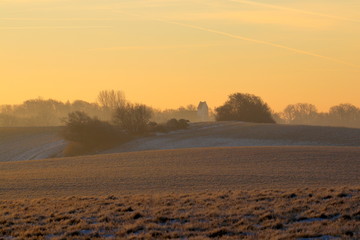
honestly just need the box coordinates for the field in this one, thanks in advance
[1,146,360,199]
[1,123,360,239]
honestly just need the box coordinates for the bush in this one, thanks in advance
[215,93,275,123]
[166,118,189,130]
[61,111,126,156]
[148,118,190,133]
[113,103,152,135]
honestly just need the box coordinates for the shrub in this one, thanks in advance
[148,119,190,133]
[147,121,164,132]
[215,93,275,123]
[113,103,152,135]
[61,111,126,156]
[166,118,189,130]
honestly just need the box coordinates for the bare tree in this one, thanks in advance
[282,103,318,124]
[329,104,360,127]
[113,103,152,134]
[97,90,126,110]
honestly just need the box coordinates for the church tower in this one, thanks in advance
[197,101,209,121]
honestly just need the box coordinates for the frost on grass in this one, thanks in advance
[0,188,359,239]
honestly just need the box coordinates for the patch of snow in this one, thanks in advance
[102,234,116,238]
[82,216,98,224]
[80,229,92,235]
[45,233,63,240]
[1,237,15,240]
[0,130,67,162]
[298,217,328,223]
[297,235,340,240]
[12,140,66,161]
[296,215,340,223]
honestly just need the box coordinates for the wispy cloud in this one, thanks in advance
[229,0,360,23]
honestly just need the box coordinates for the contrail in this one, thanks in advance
[90,43,220,51]
[229,0,360,23]
[0,26,111,30]
[117,11,359,69]
[165,20,359,69]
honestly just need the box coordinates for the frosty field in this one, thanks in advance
[1,123,359,239]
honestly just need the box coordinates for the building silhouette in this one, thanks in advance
[197,101,209,121]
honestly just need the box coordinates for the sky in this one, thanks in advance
[1,0,360,112]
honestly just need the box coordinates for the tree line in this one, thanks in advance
[3,91,360,156]
[0,90,212,127]
[274,103,360,128]
[214,93,360,128]
[1,91,359,128]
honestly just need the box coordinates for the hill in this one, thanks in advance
[1,146,359,199]
[0,127,66,162]
[2,122,360,162]
[105,122,360,154]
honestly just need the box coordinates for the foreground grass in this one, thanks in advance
[1,188,359,239]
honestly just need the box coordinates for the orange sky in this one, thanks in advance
[1,0,360,112]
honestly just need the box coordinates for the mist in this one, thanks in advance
[1,90,360,129]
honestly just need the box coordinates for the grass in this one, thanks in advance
[1,188,359,239]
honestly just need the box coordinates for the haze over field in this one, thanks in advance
[1,0,360,111]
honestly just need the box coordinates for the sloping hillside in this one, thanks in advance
[1,146,359,199]
[1,122,360,162]
[105,122,360,154]
[0,127,66,162]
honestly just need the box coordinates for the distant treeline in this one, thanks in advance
[213,92,360,128]
[153,105,214,123]
[0,90,213,127]
[274,103,360,128]
[1,91,359,128]
[0,99,105,127]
